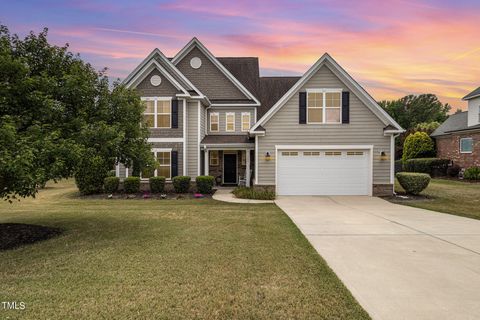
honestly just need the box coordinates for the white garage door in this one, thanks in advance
[277,149,371,195]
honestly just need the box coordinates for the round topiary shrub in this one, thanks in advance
[124,177,141,194]
[196,176,214,194]
[447,164,461,177]
[104,177,119,194]
[464,167,480,180]
[402,132,435,162]
[149,176,166,193]
[396,172,431,195]
[172,176,191,193]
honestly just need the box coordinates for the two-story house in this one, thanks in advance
[432,87,480,168]
[117,38,404,196]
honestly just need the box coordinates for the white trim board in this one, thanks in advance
[147,138,184,143]
[250,53,403,133]
[122,48,204,98]
[172,37,260,106]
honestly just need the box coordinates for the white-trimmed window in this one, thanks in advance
[210,112,219,132]
[141,150,171,179]
[241,112,251,132]
[226,112,235,132]
[307,89,341,124]
[142,97,172,128]
[210,150,219,166]
[460,138,473,153]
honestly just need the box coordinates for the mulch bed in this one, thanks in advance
[381,193,433,203]
[80,191,215,200]
[0,223,63,251]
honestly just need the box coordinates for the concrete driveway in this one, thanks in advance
[275,196,480,320]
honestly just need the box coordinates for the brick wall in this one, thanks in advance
[435,132,480,168]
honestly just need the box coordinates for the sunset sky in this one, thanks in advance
[1,0,479,110]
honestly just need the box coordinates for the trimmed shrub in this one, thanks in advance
[196,176,215,194]
[396,172,431,195]
[402,132,435,162]
[104,177,119,194]
[394,160,403,174]
[124,177,141,194]
[447,164,461,177]
[403,158,449,176]
[107,170,116,177]
[464,167,480,180]
[149,176,166,193]
[74,153,110,195]
[172,176,191,193]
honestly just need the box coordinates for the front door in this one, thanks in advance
[223,153,237,184]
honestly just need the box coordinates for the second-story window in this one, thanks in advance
[307,89,341,124]
[210,112,219,132]
[142,98,171,128]
[241,112,251,132]
[226,112,235,132]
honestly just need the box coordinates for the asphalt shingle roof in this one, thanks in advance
[463,87,480,100]
[431,111,480,136]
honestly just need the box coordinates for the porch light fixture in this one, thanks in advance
[265,152,272,161]
[380,151,388,160]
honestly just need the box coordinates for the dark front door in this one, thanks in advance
[223,153,237,184]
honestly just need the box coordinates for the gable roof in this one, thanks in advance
[217,57,260,99]
[463,87,480,100]
[122,48,204,98]
[172,38,260,106]
[431,111,480,136]
[250,53,404,133]
[257,77,301,118]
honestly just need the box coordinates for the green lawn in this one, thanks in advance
[0,180,369,319]
[394,178,480,220]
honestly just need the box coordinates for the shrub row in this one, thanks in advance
[402,158,450,176]
[232,187,276,200]
[464,167,480,180]
[396,172,431,195]
[101,175,215,194]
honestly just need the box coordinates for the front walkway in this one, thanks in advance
[276,196,480,320]
[212,188,274,204]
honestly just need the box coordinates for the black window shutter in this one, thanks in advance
[342,92,350,124]
[299,92,307,124]
[171,151,178,177]
[171,99,178,128]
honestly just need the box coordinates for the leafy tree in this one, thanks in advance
[0,25,154,199]
[414,121,440,134]
[402,132,435,162]
[379,94,450,130]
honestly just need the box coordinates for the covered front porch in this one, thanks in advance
[201,136,254,187]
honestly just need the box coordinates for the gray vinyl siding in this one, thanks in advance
[207,108,255,135]
[257,65,391,185]
[137,69,181,97]
[137,69,183,138]
[187,101,199,177]
[175,47,248,101]
[117,142,184,178]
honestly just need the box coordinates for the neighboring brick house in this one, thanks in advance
[432,87,480,168]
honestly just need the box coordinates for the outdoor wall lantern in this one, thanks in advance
[380,151,388,160]
[265,152,272,161]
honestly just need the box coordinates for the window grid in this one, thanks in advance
[210,112,219,132]
[241,113,251,132]
[226,112,235,132]
[282,151,299,156]
[307,90,342,124]
[210,150,219,166]
[142,98,171,128]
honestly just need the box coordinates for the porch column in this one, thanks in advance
[246,149,251,187]
[204,149,209,176]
